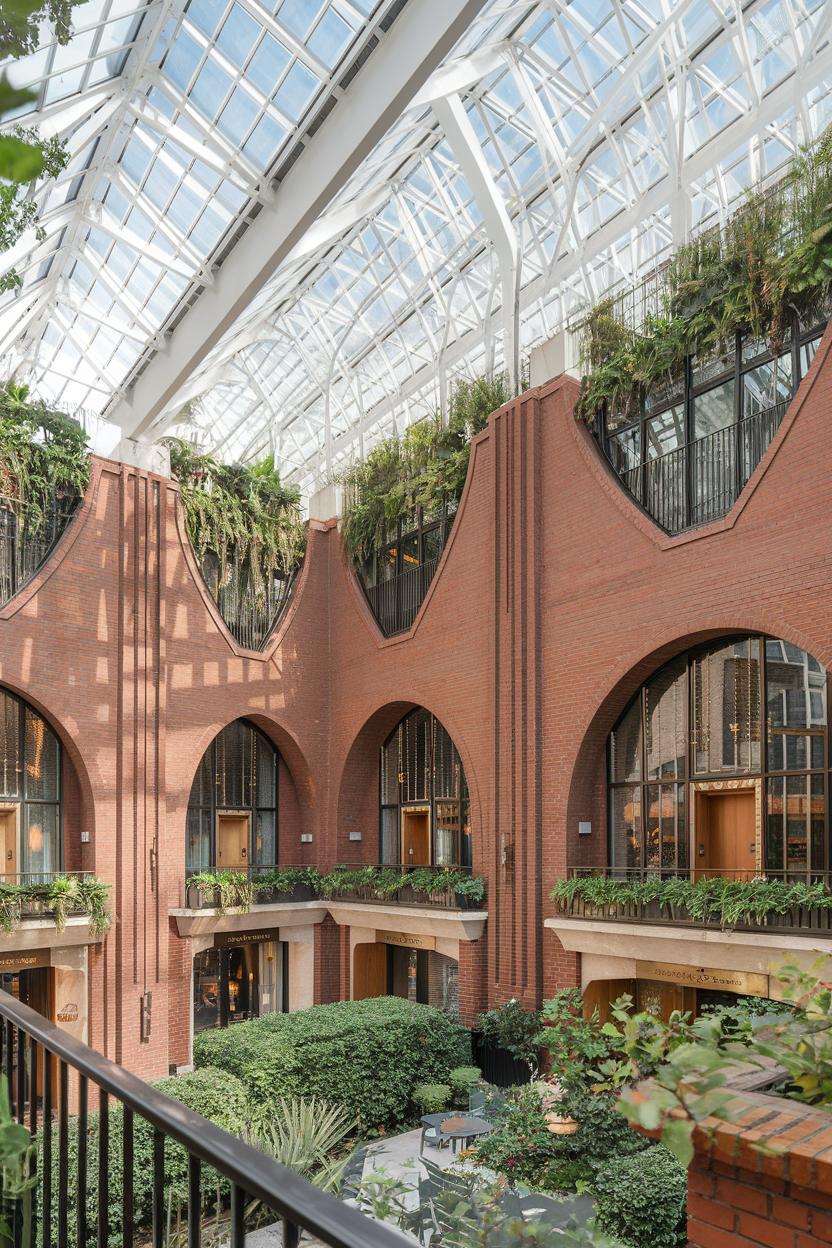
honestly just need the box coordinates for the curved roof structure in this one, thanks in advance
[2,0,831,496]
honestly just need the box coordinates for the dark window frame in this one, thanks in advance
[186,718,279,872]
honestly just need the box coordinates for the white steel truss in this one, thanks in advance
[3,0,832,500]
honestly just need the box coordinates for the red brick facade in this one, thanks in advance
[5,320,832,1076]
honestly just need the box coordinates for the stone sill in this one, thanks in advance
[172,900,487,941]
[0,916,99,950]
[170,900,328,937]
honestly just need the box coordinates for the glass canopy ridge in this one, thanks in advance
[1,0,830,501]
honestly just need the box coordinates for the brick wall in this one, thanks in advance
[4,318,832,1073]
[688,1091,832,1247]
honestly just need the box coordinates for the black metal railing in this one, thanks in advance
[200,549,298,651]
[0,492,79,609]
[329,863,484,910]
[364,555,441,637]
[0,987,399,1248]
[555,867,832,935]
[612,400,787,534]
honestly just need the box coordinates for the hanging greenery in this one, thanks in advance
[576,129,832,422]
[166,440,306,599]
[339,373,511,561]
[0,383,90,529]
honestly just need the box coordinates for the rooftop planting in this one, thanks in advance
[339,373,511,561]
[0,384,90,520]
[575,130,832,424]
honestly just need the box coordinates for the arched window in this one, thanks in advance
[380,709,470,868]
[186,720,278,872]
[0,690,61,877]
[608,636,828,879]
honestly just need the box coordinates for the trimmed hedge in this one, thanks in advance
[193,996,471,1128]
[594,1144,687,1248]
[39,1067,248,1248]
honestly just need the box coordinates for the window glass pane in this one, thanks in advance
[644,658,686,779]
[692,637,761,774]
[812,773,825,872]
[742,352,792,417]
[433,722,460,798]
[768,733,825,772]
[401,710,429,803]
[252,810,275,865]
[801,336,821,375]
[227,945,259,1021]
[434,801,459,865]
[610,785,640,869]
[786,773,809,873]
[692,345,733,389]
[608,427,640,473]
[24,709,58,801]
[767,645,826,731]
[22,803,58,875]
[0,695,20,800]
[610,699,641,783]
[186,808,212,871]
[694,379,735,438]
[645,406,684,459]
[766,776,784,871]
[645,784,660,869]
[256,733,276,807]
[381,806,398,865]
[460,799,472,869]
[216,721,252,808]
[380,737,399,805]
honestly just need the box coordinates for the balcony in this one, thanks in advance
[551,868,832,937]
[327,864,486,911]
[355,498,456,638]
[0,490,79,608]
[199,547,297,651]
[611,400,787,535]
[0,872,110,939]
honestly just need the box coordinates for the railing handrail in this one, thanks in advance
[569,866,832,883]
[0,987,402,1248]
[641,399,788,467]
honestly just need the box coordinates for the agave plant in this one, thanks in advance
[246,1095,359,1192]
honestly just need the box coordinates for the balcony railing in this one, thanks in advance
[0,492,79,609]
[200,549,298,651]
[329,864,485,910]
[182,865,486,911]
[553,867,832,935]
[611,400,787,535]
[0,986,399,1248]
[364,555,441,637]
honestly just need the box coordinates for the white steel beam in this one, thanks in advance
[107,0,491,440]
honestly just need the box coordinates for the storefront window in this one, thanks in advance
[0,690,62,878]
[193,939,281,1033]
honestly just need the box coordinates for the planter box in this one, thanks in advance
[472,1032,533,1088]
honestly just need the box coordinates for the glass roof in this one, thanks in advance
[2,0,832,498]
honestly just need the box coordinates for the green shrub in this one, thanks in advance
[38,1067,249,1248]
[593,1145,687,1248]
[472,1083,593,1194]
[412,1083,451,1114]
[194,996,470,1128]
[449,1066,482,1100]
[559,1089,650,1166]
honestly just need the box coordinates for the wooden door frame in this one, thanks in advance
[691,779,762,874]
[400,804,431,866]
[215,809,251,868]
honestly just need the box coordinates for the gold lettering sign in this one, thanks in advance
[0,949,50,972]
[376,930,436,951]
[214,929,279,948]
[636,960,769,996]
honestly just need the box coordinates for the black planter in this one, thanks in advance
[472,1032,533,1088]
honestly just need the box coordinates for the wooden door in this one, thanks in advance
[0,808,18,877]
[217,813,249,868]
[582,979,636,1024]
[636,979,687,1022]
[696,790,756,878]
[401,807,430,865]
[353,943,388,1000]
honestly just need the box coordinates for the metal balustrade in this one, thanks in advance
[200,550,297,651]
[0,987,400,1248]
[555,866,832,935]
[365,555,441,637]
[0,493,79,609]
[611,400,788,535]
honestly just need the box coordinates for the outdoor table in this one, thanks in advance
[419,1112,492,1154]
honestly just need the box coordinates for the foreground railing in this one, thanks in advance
[611,400,787,534]
[554,867,832,934]
[0,492,79,609]
[0,988,399,1248]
